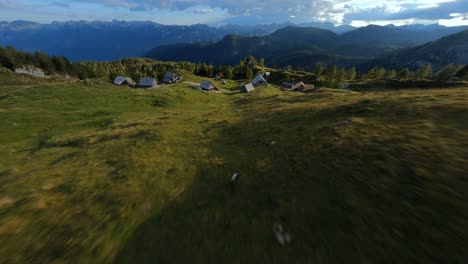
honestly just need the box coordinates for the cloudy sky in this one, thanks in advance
[0,0,467,26]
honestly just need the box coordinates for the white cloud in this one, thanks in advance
[4,0,468,26]
[69,0,467,25]
[416,4,439,9]
[0,0,21,8]
[193,9,213,14]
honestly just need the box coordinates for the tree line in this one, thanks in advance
[77,55,264,81]
[0,45,79,76]
[0,45,264,81]
[313,63,468,88]
[1,45,467,86]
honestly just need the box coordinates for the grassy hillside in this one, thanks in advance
[1,72,467,263]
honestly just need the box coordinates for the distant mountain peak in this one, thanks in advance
[1,20,467,63]
[366,28,468,70]
[271,26,336,35]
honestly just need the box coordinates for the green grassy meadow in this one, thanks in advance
[0,71,467,263]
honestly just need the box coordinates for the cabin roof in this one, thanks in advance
[139,78,156,86]
[200,80,214,90]
[114,76,132,85]
[164,72,175,79]
[252,74,268,85]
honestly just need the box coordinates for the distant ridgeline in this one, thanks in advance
[146,26,468,71]
[1,20,467,63]
[0,21,281,61]
[1,45,467,87]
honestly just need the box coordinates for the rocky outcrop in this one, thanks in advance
[14,66,47,78]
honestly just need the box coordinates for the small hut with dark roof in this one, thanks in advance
[200,80,218,92]
[163,72,179,84]
[252,74,268,86]
[114,76,134,86]
[138,78,157,88]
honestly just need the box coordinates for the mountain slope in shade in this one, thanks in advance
[297,21,356,34]
[145,27,367,68]
[2,20,467,62]
[0,21,293,61]
[366,29,468,70]
[145,25,468,70]
[333,25,468,57]
[0,20,356,61]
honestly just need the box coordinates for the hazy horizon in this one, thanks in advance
[1,19,467,29]
[0,0,467,27]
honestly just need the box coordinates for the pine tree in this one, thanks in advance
[34,51,55,73]
[259,58,265,67]
[336,68,346,84]
[207,64,214,77]
[417,63,433,79]
[225,67,234,79]
[455,65,468,80]
[246,56,257,67]
[326,65,338,87]
[397,68,411,79]
[5,46,24,67]
[315,65,326,77]
[346,67,357,80]
[435,64,462,81]
[52,56,68,73]
[246,68,253,80]
[366,67,377,79]
[386,69,397,79]
[0,46,16,70]
[235,60,245,79]
[375,67,387,79]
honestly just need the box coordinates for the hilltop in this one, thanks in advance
[0,69,467,262]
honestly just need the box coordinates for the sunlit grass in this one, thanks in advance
[0,74,467,263]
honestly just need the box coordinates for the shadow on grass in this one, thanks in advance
[116,94,468,263]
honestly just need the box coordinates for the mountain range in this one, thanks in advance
[1,20,467,63]
[367,29,468,70]
[0,20,350,61]
[146,25,468,70]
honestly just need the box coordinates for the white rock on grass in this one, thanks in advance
[274,223,285,246]
[230,172,239,182]
[274,222,292,246]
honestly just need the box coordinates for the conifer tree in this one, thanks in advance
[346,67,357,80]
[417,63,433,79]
